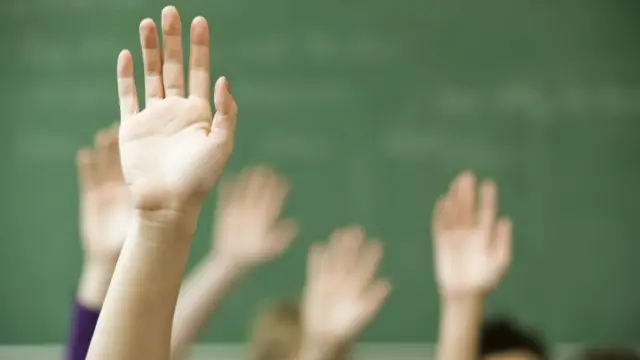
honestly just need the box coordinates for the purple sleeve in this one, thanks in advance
[66,301,100,360]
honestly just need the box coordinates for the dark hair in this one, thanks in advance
[479,315,548,359]
[573,348,640,360]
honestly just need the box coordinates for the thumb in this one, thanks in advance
[358,279,391,330]
[76,148,97,193]
[209,76,238,143]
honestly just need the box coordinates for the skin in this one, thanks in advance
[76,124,131,310]
[432,171,513,360]
[86,5,238,360]
[297,226,391,360]
[171,166,298,360]
[76,144,298,360]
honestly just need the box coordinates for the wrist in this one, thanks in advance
[436,293,485,360]
[77,261,116,309]
[439,294,485,333]
[439,285,490,302]
[441,287,485,300]
[133,208,200,245]
[442,293,484,311]
[205,254,248,281]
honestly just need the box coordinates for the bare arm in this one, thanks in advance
[170,257,244,360]
[75,125,130,311]
[67,126,131,360]
[86,3,238,358]
[296,346,339,360]
[431,172,512,360]
[297,226,390,360]
[76,262,115,310]
[68,262,113,360]
[171,167,297,360]
[87,214,195,360]
[435,296,484,360]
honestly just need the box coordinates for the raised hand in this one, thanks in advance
[432,171,512,297]
[75,124,132,308]
[302,226,390,352]
[212,166,298,269]
[116,6,238,215]
[76,124,131,264]
[169,166,298,359]
[86,8,237,360]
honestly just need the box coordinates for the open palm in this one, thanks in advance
[432,172,512,296]
[116,7,238,211]
[77,125,132,263]
[303,226,390,347]
[212,166,298,269]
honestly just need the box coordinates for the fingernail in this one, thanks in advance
[222,76,231,93]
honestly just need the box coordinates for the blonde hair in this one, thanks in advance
[250,299,351,360]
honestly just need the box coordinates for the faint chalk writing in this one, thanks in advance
[432,84,640,119]
[380,129,509,168]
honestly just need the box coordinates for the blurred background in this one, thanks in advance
[0,0,638,359]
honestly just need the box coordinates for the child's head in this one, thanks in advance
[249,299,351,360]
[250,300,302,360]
[479,315,548,360]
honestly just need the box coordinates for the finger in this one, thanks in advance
[329,226,365,276]
[244,165,272,203]
[324,228,346,276]
[116,50,139,119]
[111,129,123,181]
[359,279,391,328]
[139,18,164,104]
[267,174,290,221]
[478,180,498,233]
[456,171,476,227]
[216,174,237,209]
[209,77,238,144]
[76,148,98,192]
[269,219,299,257]
[307,243,325,283]
[447,176,463,228]
[262,170,290,218]
[188,16,210,100]
[161,6,185,97]
[273,174,291,203]
[356,241,383,288]
[492,217,512,271]
[440,196,456,232]
[431,195,447,236]
[93,129,108,178]
[97,127,121,182]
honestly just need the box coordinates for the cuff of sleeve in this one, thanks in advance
[66,301,100,360]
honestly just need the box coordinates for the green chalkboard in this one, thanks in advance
[0,0,639,345]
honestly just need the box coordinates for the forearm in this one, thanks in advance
[435,296,484,360]
[76,261,115,310]
[296,347,335,360]
[86,214,195,360]
[170,257,245,360]
[296,339,348,360]
[67,259,114,360]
